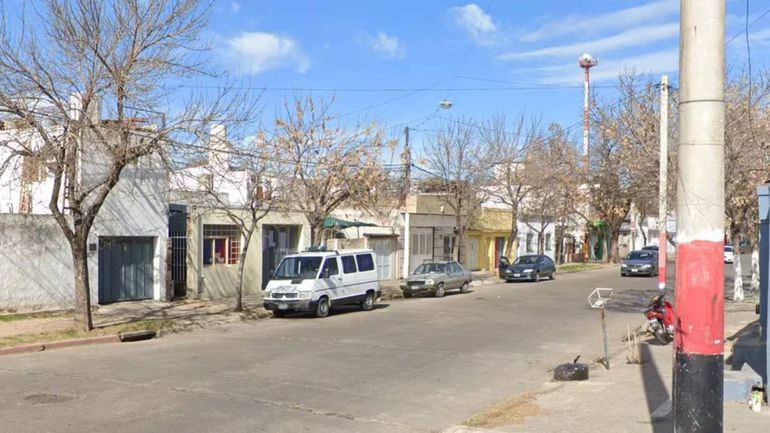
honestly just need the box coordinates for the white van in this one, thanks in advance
[262,249,381,318]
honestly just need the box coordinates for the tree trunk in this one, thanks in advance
[505,209,518,260]
[312,218,324,246]
[453,210,462,262]
[71,238,93,331]
[732,234,744,302]
[235,230,254,312]
[554,225,565,265]
[537,231,544,255]
[751,245,759,292]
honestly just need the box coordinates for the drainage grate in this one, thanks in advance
[23,394,73,405]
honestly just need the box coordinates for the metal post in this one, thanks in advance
[658,75,669,290]
[674,1,726,432]
[601,307,610,369]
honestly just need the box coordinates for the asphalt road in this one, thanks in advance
[0,267,707,433]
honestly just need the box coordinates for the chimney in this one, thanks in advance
[208,124,230,170]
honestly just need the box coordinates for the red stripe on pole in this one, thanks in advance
[674,240,724,355]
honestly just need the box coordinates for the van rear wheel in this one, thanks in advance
[361,291,375,311]
[315,297,330,318]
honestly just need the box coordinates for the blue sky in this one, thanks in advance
[203,0,770,156]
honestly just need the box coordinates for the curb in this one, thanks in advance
[0,334,133,357]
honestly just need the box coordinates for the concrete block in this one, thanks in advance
[724,364,763,402]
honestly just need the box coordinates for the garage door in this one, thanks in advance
[98,237,154,304]
[369,238,393,280]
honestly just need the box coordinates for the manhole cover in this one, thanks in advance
[23,394,73,405]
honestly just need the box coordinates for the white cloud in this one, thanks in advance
[226,32,309,74]
[520,0,679,43]
[450,4,499,45]
[370,31,406,59]
[521,49,679,85]
[500,23,679,61]
[230,2,241,13]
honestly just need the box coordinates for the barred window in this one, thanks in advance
[203,224,241,265]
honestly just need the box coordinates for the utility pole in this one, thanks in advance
[674,1,725,432]
[658,75,669,291]
[401,126,411,207]
[579,53,598,262]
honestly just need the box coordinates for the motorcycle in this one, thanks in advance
[645,289,674,345]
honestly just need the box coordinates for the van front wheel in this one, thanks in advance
[361,291,375,311]
[315,297,330,318]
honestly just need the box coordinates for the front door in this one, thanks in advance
[465,238,479,270]
[409,228,433,273]
[369,238,393,280]
[494,237,506,268]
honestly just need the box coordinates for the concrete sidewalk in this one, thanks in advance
[446,308,767,433]
[0,297,271,341]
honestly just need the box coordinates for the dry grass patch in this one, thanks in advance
[0,319,178,349]
[464,392,543,428]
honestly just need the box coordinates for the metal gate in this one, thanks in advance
[169,232,187,298]
[98,237,154,304]
[369,238,393,280]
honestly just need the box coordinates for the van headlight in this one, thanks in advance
[425,279,435,286]
[298,291,312,299]
[264,290,272,298]
[621,264,628,268]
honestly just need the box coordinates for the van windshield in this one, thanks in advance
[274,256,323,280]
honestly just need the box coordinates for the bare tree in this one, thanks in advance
[272,96,388,245]
[0,0,251,330]
[724,71,770,302]
[172,126,279,311]
[482,115,540,261]
[423,119,494,261]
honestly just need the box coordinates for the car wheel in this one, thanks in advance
[621,272,626,277]
[272,309,288,318]
[534,272,540,283]
[550,271,555,281]
[361,291,375,311]
[403,291,412,299]
[434,283,445,298]
[460,282,470,293]
[315,297,330,318]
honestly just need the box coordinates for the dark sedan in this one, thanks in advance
[621,250,658,277]
[500,255,556,282]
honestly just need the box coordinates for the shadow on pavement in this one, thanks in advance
[640,343,672,432]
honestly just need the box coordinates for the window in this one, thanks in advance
[451,263,463,273]
[526,233,534,253]
[545,233,553,251]
[341,256,358,273]
[356,254,375,272]
[203,224,241,265]
[321,257,339,277]
[274,256,323,280]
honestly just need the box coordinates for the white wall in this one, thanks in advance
[517,220,556,260]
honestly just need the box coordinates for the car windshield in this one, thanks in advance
[514,256,539,265]
[274,256,323,279]
[627,251,653,260]
[414,263,446,274]
[724,246,733,252]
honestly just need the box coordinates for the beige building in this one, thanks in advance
[184,206,311,299]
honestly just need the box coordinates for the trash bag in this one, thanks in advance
[553,362,589,381]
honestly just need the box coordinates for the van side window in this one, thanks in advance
[321,257,339,277]
[356,254,375,272]
[341,256,358,274]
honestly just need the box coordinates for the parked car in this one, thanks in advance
[501,254,556,282]
[263,249,381,318]
[621,250,658,277]
[401,261,472,298]
[641,245,659,251]
[724,245,734,264]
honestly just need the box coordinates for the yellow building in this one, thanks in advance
[465,208,515,271]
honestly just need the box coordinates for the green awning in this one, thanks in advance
[323,217,377,229]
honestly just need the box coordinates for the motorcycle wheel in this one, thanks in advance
[654,327,673,345]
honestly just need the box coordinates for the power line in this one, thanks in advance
[726,5,770,45]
